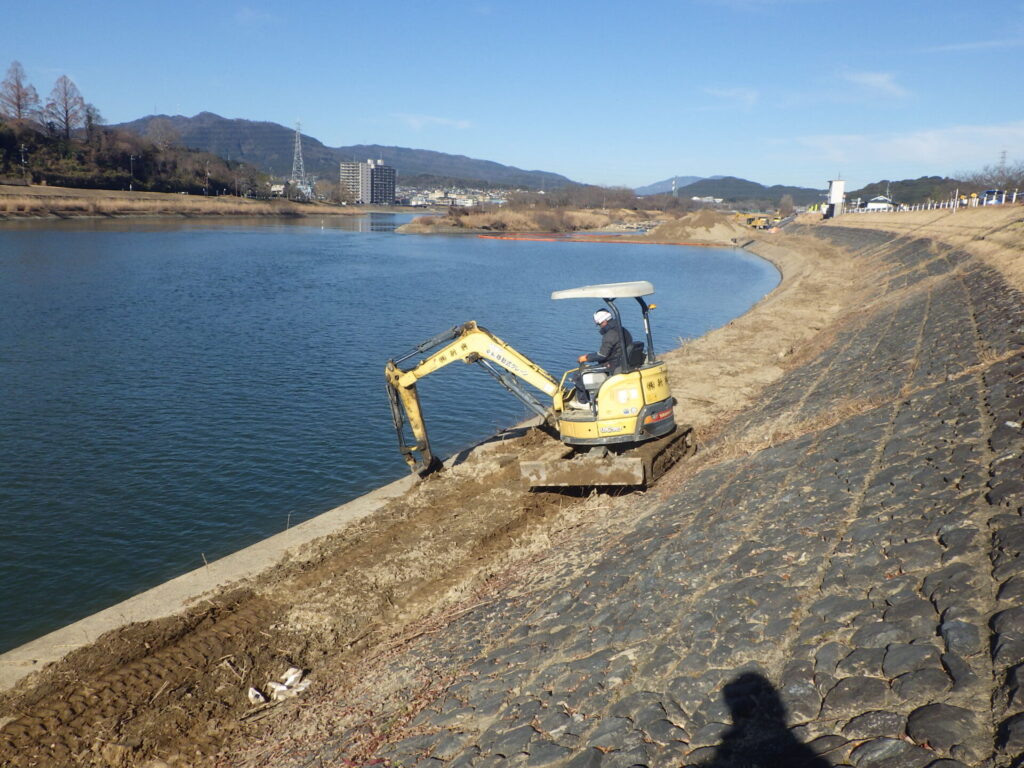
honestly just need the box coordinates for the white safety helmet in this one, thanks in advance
[593,309,613,325]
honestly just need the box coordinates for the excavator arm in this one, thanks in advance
[385,321,563,474]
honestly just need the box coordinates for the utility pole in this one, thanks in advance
[290,122,311,200]
[129,154,135,191]
[19,144,27,181]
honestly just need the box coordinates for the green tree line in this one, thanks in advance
[0,61,268,196]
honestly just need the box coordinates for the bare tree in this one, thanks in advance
[962,159,1024,192]
[778,194,794,217]
[314,178,340,202]
[83,103,104,142]
[0,61,40,121]
[146,117,180,150]
[43,75,85,141]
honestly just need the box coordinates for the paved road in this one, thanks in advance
[282,225,1024,768]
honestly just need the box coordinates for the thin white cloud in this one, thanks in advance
[840,71,909,98]
[793,120,1024,173]
[394,113,472,131]
[702,86,760,109]
[234,7,277,25]
[921,38,1024,53]
[700,0,828,9]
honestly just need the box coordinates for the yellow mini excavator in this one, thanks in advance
[385,281,694,488]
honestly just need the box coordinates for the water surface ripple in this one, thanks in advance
[0,216,779,652]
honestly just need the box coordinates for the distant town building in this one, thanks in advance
[339,158,396,205]
[369,160,395,205]
[863,195,894,211]
[339,161,370,204]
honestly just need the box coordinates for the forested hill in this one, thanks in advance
[848,176,964,205]
[114,113,575,189]
[675,176,825,206]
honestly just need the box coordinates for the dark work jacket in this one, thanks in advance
[585,320,632,372]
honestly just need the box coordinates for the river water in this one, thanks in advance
[0,214,779,652]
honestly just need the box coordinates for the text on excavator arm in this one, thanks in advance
[385,321,562,474]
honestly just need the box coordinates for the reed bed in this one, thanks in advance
[0,193,309,218]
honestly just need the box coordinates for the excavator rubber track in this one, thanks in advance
[519,424,695,488]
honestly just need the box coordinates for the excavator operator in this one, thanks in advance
[572,308,633,405]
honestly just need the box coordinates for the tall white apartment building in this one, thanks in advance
[340,159,395,205]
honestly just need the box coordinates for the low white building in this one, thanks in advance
[864,195,894,211]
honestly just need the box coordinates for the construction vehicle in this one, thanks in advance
[385,281,694,488]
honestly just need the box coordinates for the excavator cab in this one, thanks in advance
[551,281,676,447]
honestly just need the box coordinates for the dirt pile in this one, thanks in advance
[398,207,627,235]
[643,209,749,244]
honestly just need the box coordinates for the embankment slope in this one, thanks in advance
[0,206,1021,767]
[231,206,1022,767]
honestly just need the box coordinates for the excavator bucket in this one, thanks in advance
[385,369,440,476]
[520,424,695,488]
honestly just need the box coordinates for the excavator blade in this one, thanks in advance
[520,425,695,488]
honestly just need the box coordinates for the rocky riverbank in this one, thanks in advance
[1,206,1021,767]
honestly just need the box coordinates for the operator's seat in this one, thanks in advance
[626,341,646,369]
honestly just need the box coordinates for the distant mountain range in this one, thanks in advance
[113,112,576,189]
[637,175,826,205]
[640,175,968,208]
[634,176,705,196]
[110,112,885,204]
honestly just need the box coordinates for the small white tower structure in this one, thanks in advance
[825,178,846,219]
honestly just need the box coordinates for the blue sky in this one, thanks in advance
[3,1,1023,189]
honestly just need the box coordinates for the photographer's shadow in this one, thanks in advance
[697,672,831,768]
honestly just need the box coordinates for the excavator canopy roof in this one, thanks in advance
[550,281,654,300]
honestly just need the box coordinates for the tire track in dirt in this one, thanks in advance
[0,596,280,766]
[0,451,582,767]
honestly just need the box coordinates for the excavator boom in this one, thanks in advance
[386,321,562,474]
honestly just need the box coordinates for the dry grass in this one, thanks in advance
[822,205,1024,291]
[0,193,305,218]
[0,185,380,219]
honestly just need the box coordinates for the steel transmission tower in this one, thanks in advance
[290,122,312,199]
